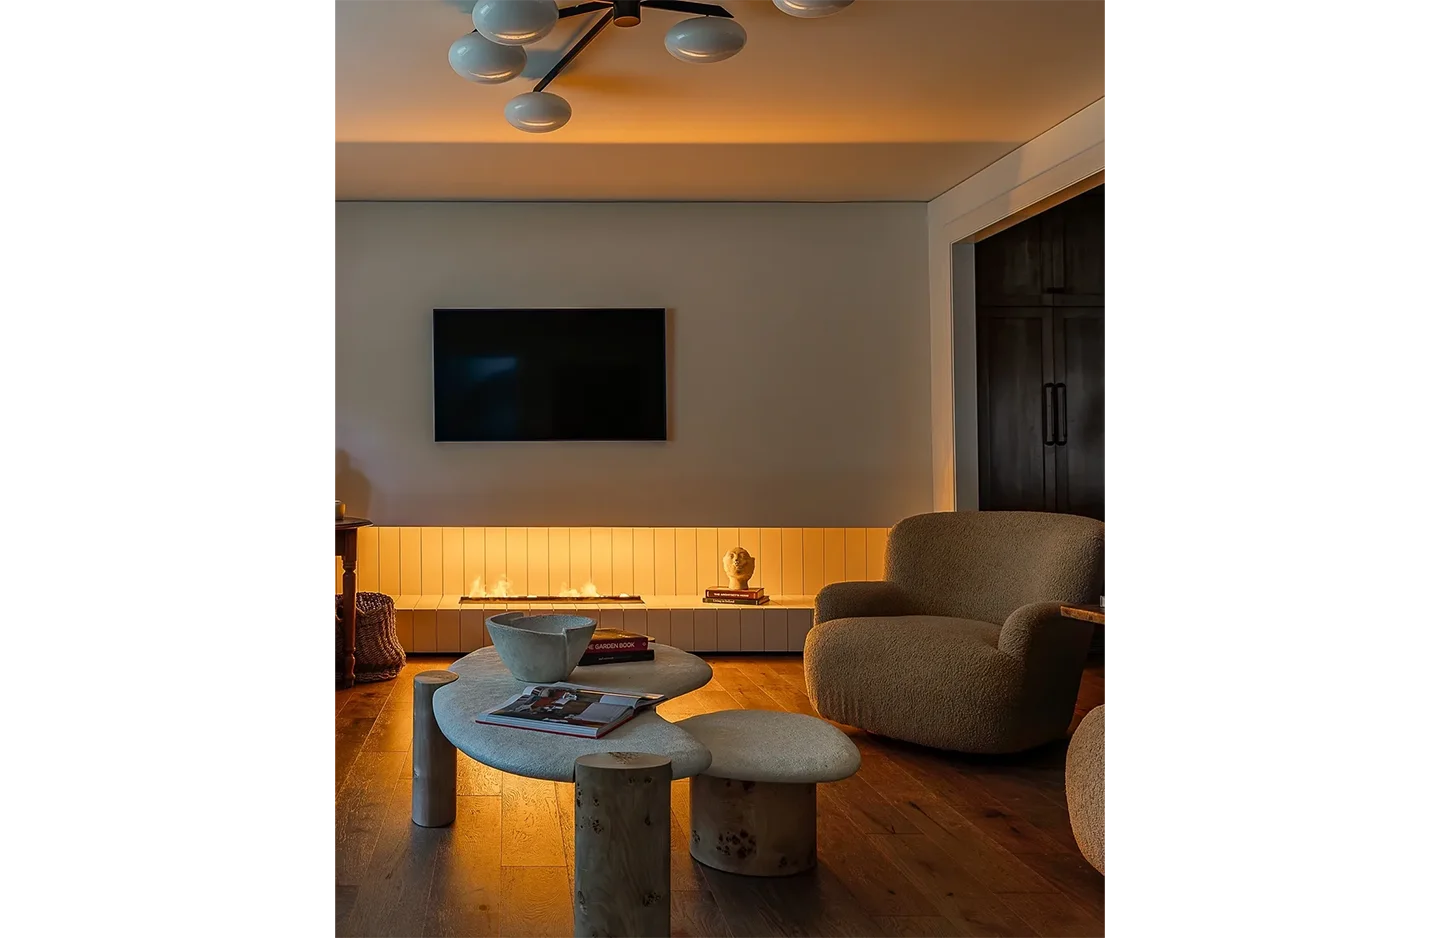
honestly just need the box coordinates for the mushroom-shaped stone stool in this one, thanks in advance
[675,710,860,876]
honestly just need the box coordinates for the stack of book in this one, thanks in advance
[702,586,770,605]
[578,628,654,666]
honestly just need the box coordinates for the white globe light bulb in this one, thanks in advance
[664,17,747,64]
[473,0,559,46]
[448,31,527,83]
[505,91,572,133]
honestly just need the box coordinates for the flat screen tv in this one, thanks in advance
[432,308,667,442]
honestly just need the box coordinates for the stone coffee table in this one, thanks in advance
[429,644,715,782]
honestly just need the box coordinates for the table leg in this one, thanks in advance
[338,530,358,689]
[573,752,672,938]
[413,670,459,827]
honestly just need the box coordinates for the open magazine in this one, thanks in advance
[476,683,667,738]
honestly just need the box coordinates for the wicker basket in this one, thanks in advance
[336,591,405,682]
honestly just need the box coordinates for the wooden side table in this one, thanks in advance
[336,517,374,688]
[1061,603,1105,655]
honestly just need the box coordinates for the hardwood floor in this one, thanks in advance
[337,655,1105,937]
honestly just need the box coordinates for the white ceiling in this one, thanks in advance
[336,0,1104,200]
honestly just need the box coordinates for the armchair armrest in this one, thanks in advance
[997,601,1094,664]
[814,581,919,624]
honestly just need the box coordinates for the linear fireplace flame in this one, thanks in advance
[463,575,644,603]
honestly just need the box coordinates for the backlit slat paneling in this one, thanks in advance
[867,527,888,580]
[570,527,591,593]
[632,528,655,596]
[845,528,868,582]
[460,606,487,651]
[646,609,671,647]
[674,528,697,595]
[421,527,445,596]
[442,527,465,596]
[394,602,414,651]
[716,609,741,650]
[400,528,423,596]
[653,528,676,594]
[547,528,569,595]
[740,609,766,651]
[788,608,813,652]
[670,609,694,651]
[463,527,486,597]
[437,607,461,652]
[764,608,789,652]
[378,526,401,596]
[599,606,625,631]
[413,606,437,653]
[484,527,507,595]
[823,528,846,588]
[590,528,613,596]
[505,528,528,596]
[760,528,783,593]
[782,528,804,596]
[694,528,718,592]
[357,526,379,592]
[611,527,634,596]
[527,528,549,597]
[739,528,762,594]
[623,607,648,640]
[802,529,825,595]
[692,608,717,652]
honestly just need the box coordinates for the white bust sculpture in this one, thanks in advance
[721,547,755,589]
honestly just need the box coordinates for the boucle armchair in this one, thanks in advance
[804,511,1103,753]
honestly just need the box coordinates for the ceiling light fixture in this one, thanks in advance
[447,0,852,133]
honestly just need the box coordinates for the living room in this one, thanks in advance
[7,2,1433,937]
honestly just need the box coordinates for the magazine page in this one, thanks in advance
[491,685,648,730]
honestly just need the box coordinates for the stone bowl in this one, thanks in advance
[485,613,597,683]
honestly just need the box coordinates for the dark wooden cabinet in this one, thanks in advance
[976,187,1104,519]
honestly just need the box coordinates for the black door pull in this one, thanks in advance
[1043,383,1056,446]
[1056,383,1068,446]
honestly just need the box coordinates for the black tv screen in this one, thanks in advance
[432,308,667,441]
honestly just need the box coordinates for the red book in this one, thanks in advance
[585,629,651,655]
[705,587,767,599]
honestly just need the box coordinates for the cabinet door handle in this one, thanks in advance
[1056,382,1068,446]
[1043,383,1056,446]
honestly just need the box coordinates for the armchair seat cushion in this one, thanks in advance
[804,615,1058,754]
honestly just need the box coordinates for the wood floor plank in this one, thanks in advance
[458,753,503,796]
[871,916,966,937]
[672,887,733,938]
[497,866,572,938]
[868,833,1038,938]
[998,889,1105,937]
[501,773,567,867]
[336,749,409,886]
[340,779,444,938]
[424,796,504,938]
[818,807,941,917]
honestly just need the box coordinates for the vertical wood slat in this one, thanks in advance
[437,608,461,652]
[413,607,437,653]
[421,527,445,596]
[738,527,762,594]
[357,526,380,592]
[395,606,413,651]
[653,528,676,595]
[787,608,813,652]
[867,527,888,580]
[442,527,465,596]
[611,527,634,596]
[378,527,402,596]
[623,608,648,643]
[505,528,528,596]
[527,528,549,597]
[844,528,868,582]
[645,609,671,647]
[760,528,784,593]
[484,528,507,595]
[400,528,423,596]
[781,528,804,596]
[570,527,592,592]
[692,608,717,652]
[674,528,697,595]
[590,528,613,596]
[823,528,847,589]
[694,528,718,591]
[670,610,694,651]
[802,529,825,595]
[739,609,766,652]
[632,528,655,596]
[599,607,625,631]
[715,608,741,651]
[460,607,487,651]
[763,608,789,652]
[462,527,486,597]
[548,527,570,595]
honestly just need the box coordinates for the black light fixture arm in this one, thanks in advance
[537,2,734,93]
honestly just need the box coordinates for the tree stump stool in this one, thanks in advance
[412,670,459,827]
[675,710,860,876]
[573,752,672,938]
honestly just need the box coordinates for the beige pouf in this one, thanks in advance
[676,710,860,876]
[1065,705,1105,874]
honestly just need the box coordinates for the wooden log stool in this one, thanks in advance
[675,710,860,876]
[412,670,459,828]
[573,752,672,938]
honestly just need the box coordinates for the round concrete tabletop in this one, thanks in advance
[675,709,861,783]
[433,644,715,782]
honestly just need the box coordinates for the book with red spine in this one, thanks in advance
[704,587,768,600]
[584,628,651,656]
[701,595,771,605]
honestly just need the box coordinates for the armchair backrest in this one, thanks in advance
[886,511,1104,624]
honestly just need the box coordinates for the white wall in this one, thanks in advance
[337,201,931,527]
[927,98,1105,510]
